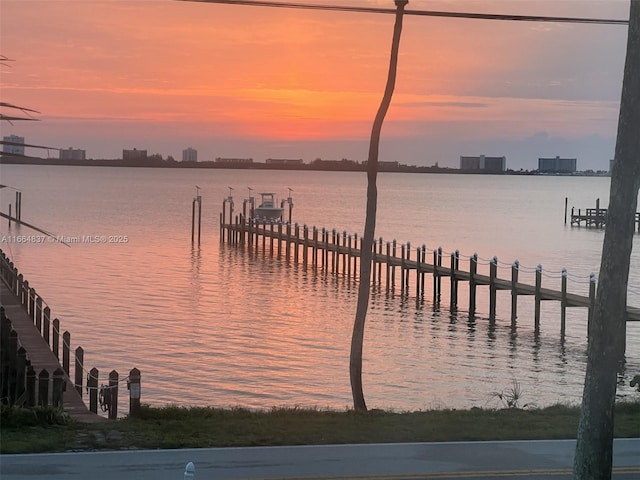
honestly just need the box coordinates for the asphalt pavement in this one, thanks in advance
[1,439,638,480]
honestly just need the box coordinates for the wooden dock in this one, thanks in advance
[566,198,640,231]
[0,281,104,422]
[0,249,137,421]
[220,213,640,327]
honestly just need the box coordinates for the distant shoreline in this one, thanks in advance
[0,156,612,176]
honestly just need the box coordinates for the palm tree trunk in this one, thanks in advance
[350,0,409,412]
[574,1,640,478]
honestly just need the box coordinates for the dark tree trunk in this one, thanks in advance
[350,0,408,412]
[574,1,640,478]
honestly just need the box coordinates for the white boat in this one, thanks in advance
[253,192,284,221]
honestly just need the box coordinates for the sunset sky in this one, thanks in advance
[0,0,631,169]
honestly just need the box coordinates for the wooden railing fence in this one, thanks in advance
[0,249,141,418]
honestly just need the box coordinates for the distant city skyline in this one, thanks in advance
[1,0,630,170]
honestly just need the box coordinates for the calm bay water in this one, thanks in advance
[1,164,639,413]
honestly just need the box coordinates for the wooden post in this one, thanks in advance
[303,225,309,266]
[28,286,35,321]
[108,370,119,419]
[421,245,427,296]
[312,226,318,266]
[43,306,51,346]
[450,250,459,309]
[35,296,43,334]
[342,231,348,275]
[469,253,478,315]
[128,368,141,417]
[489,256,497,319]
[269,222,275,256]
[17,274,23,303]
[75,346,84,395]
[432,249,438,302]
[347,234,353,278]
[375,237,381,285]
[564,197,568,225]
[332,229,337,274]
[511,261,519,323]
[38,369,50,407]
[401,244,406,293]
[88,367,99,413]
[415,244,421,298]
[52,318,60,359]
[52,367,65,408]
[385,241,391,291]
[391,240,397,290]
[322,229,328,269]
[535,264,542,331]
[191,199,196,244]
[353,235,359,280]
[405,242,411,292]
[561,268,567,337]
[437,247,442,301]
[197,196,202,245]
[285,222,292,260]
[62,331,71,375]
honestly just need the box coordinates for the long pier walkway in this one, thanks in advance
[0,257,104,422]
[220,213,640,327]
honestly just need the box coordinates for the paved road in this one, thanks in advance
[1,439,638,480]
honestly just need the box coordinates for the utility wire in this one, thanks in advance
[178,0,628,25]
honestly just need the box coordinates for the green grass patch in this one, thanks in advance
[1,402,638,454]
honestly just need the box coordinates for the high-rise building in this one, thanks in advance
[459,155,506,172]
[538,156,577,173]
[2,135,25,155]
[59,147,86,161]
[123,148,148,162]
[182,147,198,162]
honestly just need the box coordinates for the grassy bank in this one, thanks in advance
[1,402,639,454]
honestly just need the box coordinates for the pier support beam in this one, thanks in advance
[535,264,542,331]
[469,253,478,315]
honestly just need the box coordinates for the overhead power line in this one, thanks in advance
[177,0,628,25]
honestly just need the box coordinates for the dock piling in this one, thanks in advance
[469,253,478,315]
[511,261,519,323]
[489,256,498,319]
[535,265,542,331]
[561,268,568,337]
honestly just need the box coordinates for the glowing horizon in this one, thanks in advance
[0,0,631,169]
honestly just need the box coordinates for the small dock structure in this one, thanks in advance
[220,201,640,331]
[566,197,640,231]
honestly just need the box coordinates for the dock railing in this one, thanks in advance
[0,249,141,418]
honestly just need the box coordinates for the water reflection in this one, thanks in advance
[3,166,640,410]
